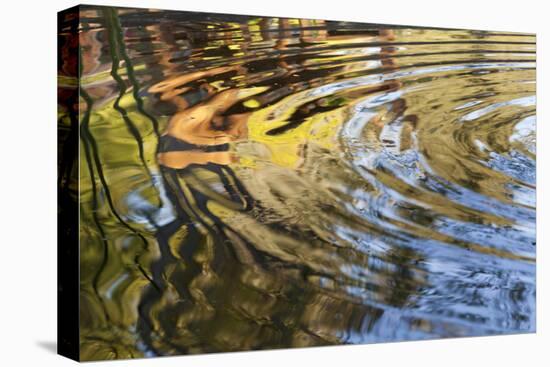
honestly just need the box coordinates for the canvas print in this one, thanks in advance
[57,4,536,361]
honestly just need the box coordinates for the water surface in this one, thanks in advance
[58,5,536,360]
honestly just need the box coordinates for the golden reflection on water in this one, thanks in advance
[58,5,536,361]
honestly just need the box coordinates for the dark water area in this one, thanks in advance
[58,5,536,360]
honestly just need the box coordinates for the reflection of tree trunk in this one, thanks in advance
[136,171,426,352]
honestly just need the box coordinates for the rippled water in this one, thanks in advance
[58,5,536,361]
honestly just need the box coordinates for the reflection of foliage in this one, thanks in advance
[65,4,536,361]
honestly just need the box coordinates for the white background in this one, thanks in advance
[0,0,547,365]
